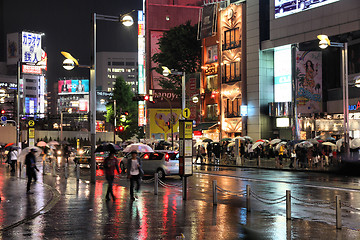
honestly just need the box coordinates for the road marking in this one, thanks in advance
[196,171,360,193]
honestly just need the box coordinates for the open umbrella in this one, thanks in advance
[48,141,59,145]
[221,138,232,142]
[275,141,287,151]
[4,143,14,148]
[123,143,154,153]
[234,136,245,141]
[59,140,70,145]
[228,142,236,147]
[95,143,121,153]
[202,138,213,143]
[308,139,320,145]
[326,137,336,141]
[270,139,281,145]
[244,136,253,141]
[252,141,265,150]
[36,141,47,147]
[18,146,43,164]
[322,142,337,149]
[350,138,360,149]
[296,141,313,148]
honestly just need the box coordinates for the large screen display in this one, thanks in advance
[275,0,340,19]
[274,45,292,102]
[58,79,89,94]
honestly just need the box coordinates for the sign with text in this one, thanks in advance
[22,65,42,74]
[179,120,193,176]
[22,32,42,64]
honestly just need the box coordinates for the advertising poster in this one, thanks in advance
[149,108,181,140]
[275,0,339,19]
[58,79,89,94]
[200,5,217,39]
[150,31,164,89]
[7,33,19,65]
[296,51,322,113]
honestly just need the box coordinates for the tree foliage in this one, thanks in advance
[152,21,201,90]
[106,76,138,141]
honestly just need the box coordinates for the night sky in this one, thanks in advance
[1,0,142,85]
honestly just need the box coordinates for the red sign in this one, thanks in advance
[22,65,42,74]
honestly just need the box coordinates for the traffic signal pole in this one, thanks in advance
[113,100,116,143]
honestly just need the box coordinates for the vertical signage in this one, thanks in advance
[22,31,42,64]
[138,10,146,126]
[179,120,193,176]
[274,45,292,102]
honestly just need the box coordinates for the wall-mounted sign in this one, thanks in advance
[349,101,360,111]
[22,31,42,64]
[22,65,42,74]
[276,117,290,128]
[204,64,218,75]
[274,45,292,102]
[240,105,248,116]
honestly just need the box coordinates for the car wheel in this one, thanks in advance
[120,162,126,173]
[157,168,165,180]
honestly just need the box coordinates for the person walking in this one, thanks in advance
[127,150,143,201]
[206,143,213,163]
[25,149,39,194]
[104,151,120,201]
[9,148,18,172]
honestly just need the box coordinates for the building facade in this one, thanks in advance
[96,52,138,93]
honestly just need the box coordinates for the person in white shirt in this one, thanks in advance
[126,150,143,201]
[10,148,18,173]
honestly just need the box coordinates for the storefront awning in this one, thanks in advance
[193,122,218,131]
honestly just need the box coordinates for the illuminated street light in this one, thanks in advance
[121,15,134,27]
[62,58,75,70]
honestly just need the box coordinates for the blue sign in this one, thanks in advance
[1,116,7,122]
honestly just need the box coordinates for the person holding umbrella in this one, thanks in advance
[127,150,143,201]
[9,147,18,173]
[103,150,120,201]
[25,149,39,194]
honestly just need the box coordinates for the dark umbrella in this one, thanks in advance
[221,138,232,142]
[202,138,213,143]
[95,143,121,153]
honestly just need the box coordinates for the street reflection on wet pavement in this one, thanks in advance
[1,161,360,239]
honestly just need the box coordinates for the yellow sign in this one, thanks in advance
[29,128,35,139]
[149,108,181,140]
[182,108,191,119]
[28,120,35,127]
[179,120,193,139]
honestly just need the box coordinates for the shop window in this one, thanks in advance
[223,61,241,83]
[206,45,218,63]
[225,98,241,118]
[223,28,241,50]
[206,75,218,91]
[206,104,218,121]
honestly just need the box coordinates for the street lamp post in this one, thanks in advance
[317,35,349,155]
[62,12,134,183]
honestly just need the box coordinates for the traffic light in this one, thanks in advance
[119,126,124,132]
[1,110,5,114]
[122,111,129,116]
[132,94,150,101]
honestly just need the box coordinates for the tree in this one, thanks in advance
[106,76,138,141]
[152,21,201,90]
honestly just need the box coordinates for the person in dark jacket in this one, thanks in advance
[127,150,143,201]
[104,151,120,201]
[25,149,39,193]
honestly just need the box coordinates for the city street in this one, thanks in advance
[1,159,360,239]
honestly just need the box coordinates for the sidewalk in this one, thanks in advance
[195,156,339,173]
[0,163,56,231]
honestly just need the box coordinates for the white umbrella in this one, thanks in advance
[123,143,154,153]
[228,142,236,147]
[36,141,47,147]
[234,136,245,141]
[296,141,313,148]
[18,146,43,164]
[322,142,337,149]
[275,141,287,151]
[350,138,360,149]
[270,139,281,145]
[48,141,59,145]
[244,136,253,141]
[336,138,352,151]
[251,141,265,150]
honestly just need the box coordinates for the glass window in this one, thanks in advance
[112,62,124,66]
[126,62,135,66]
[206,75,218,91]
[206,104,218,120]
[225,98,241,118]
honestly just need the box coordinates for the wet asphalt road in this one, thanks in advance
[1,160,360,239]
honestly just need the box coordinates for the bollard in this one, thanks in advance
[286,190,291,220]
[246,185,251,212]
[65,162,68,179]
[336,195,342,229]
[18,162,22,178]
[213,180,217,205]
[76,163,80,181]
[258,155,261,167]
[182,176,187,200]
[43,160,46,175]
[154,173,158,195]
[52,160,56,176]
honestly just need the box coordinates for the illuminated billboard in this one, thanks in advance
[138,10,146,126]
[274,45,292,102]
[58,79,89,94]
[59,94,89,113]
[22,31,42,64]
[275,0,340,19]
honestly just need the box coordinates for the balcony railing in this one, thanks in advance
[222,40,241,51]
[222,75,241,83]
